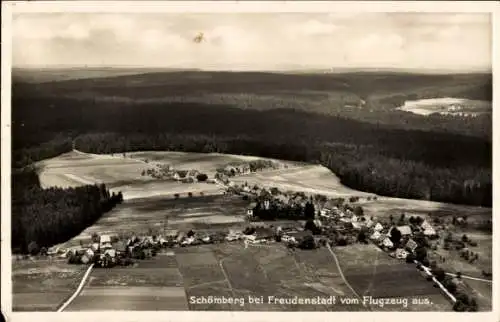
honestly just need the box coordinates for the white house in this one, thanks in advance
[373,223,384,232]
[352,222,362,230]
[421,220,433,230]
[85,248,95,258]
[423,227,437,236]
[100,235,113,250]
[370,231,382,241]
[90,243,100,252]
[103,248,117,258]
[397,225,412,236]
[381,238,394,249]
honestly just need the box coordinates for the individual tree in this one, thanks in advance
[353,206,364,217]
[415,246,428,262]
[390,227,402,245]
[406,253,416,263]
[304,201,315,219]
[357,230,367,243]
[299,235,316,250]
[433,267,446,282]
[27,241,40,256]
[196,173,208,182]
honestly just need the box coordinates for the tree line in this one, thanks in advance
[12,167,123,253]
[12,98,491,207]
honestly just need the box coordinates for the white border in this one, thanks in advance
[2,2,499,322]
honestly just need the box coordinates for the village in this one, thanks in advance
[26,160,484,312]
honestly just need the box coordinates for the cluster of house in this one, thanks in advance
[318,203,439,258]
[216,160,282,179]
[143,164,216,184]
[49,234,125,267]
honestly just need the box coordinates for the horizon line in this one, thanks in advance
[12,65,492,75]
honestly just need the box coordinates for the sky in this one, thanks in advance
[11,12,492,71]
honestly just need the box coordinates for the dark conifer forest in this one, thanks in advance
[11,167,123,253]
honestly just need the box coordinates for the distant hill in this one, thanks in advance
[13,69,491,100]
[11,69,492,139]
[11,67,201,84]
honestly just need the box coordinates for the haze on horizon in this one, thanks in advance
[12,12,492,72]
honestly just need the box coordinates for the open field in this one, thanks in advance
[57,194,249,248]
[12,258,88,311]
[59,242,460,311]
[396,97,491,116]
[230,160,490,220]
[36,151,225,199]
[64,253,189,311]
[31,149,491,311]
[38,150,491,245]
[334,244,452,311]
[127,151,300,177]
[64,243,370,311]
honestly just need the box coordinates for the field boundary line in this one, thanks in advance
[57,263,94,312]
[326,244,370,311]
[188,279,228,289]
[218,257,236,298]
[445,272,492,283]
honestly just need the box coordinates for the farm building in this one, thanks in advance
[370,231,383,241]
[85,248,95,258]
[423,228,437,237]
[420,220,437,236]
[397,225,412,236]
[381,238,394,249]
[364,218,374,228]
[100,235,113,249]
[246,202,257,216]
[351,222,362,230]
[373,222,384,231]
[90,243,99,252]
[405,239,418,252]
[164,229,179,238]
[421,220,433,230]
[387,225,412,237]
[104,248,117,258]
[188,169,199,177]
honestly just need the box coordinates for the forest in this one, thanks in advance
[11,167,123,253]
[12,95,492,207]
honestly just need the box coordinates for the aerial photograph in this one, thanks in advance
[9,10,492,313]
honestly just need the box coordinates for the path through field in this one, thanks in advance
[63,253,189,311]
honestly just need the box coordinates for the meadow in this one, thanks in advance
[12,258,88,311]
[334,244,452,311]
